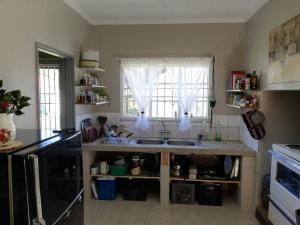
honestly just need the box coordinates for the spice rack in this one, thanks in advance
[226,71,260,110]
[75,67,109,105]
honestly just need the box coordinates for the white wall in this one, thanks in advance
[245,0,300,205]
[0,0,91,129]
[88,24,245,115]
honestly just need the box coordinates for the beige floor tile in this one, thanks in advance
[85,196,258,225]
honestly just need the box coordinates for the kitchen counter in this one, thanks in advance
[82,139,256,157]
[82,138,256,211]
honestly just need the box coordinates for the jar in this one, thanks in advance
[79,90,86,103]
[86,90,92,103]
[131,155,142,176]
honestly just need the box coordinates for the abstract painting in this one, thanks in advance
[269,15,300,83]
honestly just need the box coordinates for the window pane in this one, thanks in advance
[122,59,210,119]
[39,65,61,138]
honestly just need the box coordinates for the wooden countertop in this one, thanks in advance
[82,139,256,157]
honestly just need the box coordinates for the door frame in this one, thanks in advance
[35,42,75,131]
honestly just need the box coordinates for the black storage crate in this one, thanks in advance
[122,180,148,201]
[172,182,195,204]
[197,183,223,206]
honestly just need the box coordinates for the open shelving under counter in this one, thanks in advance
[170,176,241,184]
[90,172,160,180]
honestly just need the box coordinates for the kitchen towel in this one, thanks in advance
[242,109,266,140]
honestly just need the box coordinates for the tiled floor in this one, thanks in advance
[84,194,259,225]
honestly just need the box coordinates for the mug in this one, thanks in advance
[99,161,109,175]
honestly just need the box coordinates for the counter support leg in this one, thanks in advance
[238,156,256,212]
[160,152,170,206]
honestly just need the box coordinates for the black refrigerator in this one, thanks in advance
[0,129,83,225]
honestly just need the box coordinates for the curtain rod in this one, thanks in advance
[115,56,215,61]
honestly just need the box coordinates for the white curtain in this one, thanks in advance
[165,58,213,132]
[121,58,165,131]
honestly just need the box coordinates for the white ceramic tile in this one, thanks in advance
[214,115,229,127]
[228,128,240,141]
[141,125,153,138]
[207,128,215,140]
[167,125,178,139]
[152,125,162,139]
[221,127,229,140]
[128,123,140,138]
[228,115,241,128]
[176,129,190,139]
[75,113,92,130]
[190,126,202,139]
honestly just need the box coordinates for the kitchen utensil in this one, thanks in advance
[224,156,233,175]
[90,164,99,175]
[97,116,108,137]
[100,161,109,175]
[171,163,182,177]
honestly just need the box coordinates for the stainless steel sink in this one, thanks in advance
[167,140,196,146]
[136,139,164,145]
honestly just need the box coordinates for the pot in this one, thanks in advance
[0,113,16,146]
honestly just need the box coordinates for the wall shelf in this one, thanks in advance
[226,89,259,93]
[76,101,109,106]
[226,104,260,110]
[78,67,105,72]
[75,85,107,88]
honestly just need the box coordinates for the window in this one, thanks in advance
[122,58,211,119]
[39,65,61,137]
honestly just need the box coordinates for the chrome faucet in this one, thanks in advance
[158,120,170,140]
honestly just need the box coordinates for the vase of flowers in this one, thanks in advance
[0,80,30,146]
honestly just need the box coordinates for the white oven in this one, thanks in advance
[269,144,300,225]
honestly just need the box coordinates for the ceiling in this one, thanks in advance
[64,0,269,25]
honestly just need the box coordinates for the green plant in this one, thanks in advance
[95,89,108,97]
[0,80,31,115]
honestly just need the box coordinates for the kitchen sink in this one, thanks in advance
[136,139,164,145]
[167,140,196,146]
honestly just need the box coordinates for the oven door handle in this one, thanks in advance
[270,150,300,174]
[29,154,46,225]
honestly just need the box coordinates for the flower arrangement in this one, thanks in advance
[0,80,31,115]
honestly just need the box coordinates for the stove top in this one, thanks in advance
[273,144,300,162]
[286,144,300,150]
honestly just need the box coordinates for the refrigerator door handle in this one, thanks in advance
[29,154,46,225]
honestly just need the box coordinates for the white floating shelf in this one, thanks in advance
[75,85,107,88]
[226,89,259,93]
[78,67,105,72]
[76,101,109,106]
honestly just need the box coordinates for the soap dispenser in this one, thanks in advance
[215,121,222,141]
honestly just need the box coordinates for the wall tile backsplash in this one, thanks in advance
[77,113,244,141]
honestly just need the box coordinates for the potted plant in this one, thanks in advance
[0,80,30,146]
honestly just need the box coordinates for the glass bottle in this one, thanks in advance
[215,121,222,141]
[251,71,258,90]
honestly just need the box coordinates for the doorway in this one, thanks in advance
[35,43,75,137]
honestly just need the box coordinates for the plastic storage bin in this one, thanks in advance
[122,180,148,201]
[96,177,117,200]
[172,182,195,204]
[109,165,128,176]
[197,183,223,206]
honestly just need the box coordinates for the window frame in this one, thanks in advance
[120,58,212,122]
